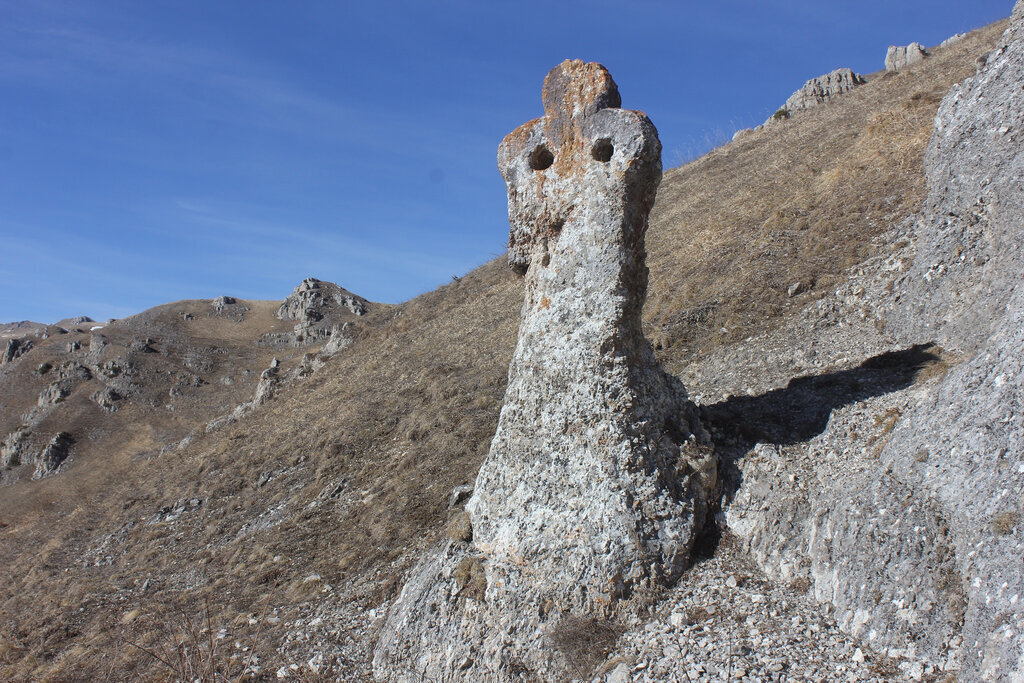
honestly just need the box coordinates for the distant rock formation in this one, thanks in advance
[277,278,366,321]
[374,59,714,681]
[941,33,966,48]
[766,68,864,125]
[33,432,73,479]
[264,278,367,347]
[0,321,47,339]
[791,68,862,115]
[886,42,928,72]
[1,338,31,365]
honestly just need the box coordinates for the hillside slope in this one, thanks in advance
[0,14,1012,682]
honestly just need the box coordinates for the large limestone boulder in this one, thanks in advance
[768,68,864,123]
[33,432,73,479]
[886,42,928,72]
[878,6,1024,677]
[728,5,1024,679]
[373,59,714,681]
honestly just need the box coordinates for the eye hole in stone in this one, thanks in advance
[529,145,554,171]
[591,138,614,162]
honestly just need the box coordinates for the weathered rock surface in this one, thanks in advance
[593,540,906,682]
[722,6,1024,681]
[876,8,1024,677]
[211,295,250,320]
[276,278,367,322]
[886,42,928,72]
[374,59,714,681]
[91,386,122,413]
[769,68,864,123]
[33,432,73,479]
[38,382,69,407]
[890,11,1024,354]
[1,338,31,365]
[941,33,967,48]
[1,428,29,469]
[264,278,367,347]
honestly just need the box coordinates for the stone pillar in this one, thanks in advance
[373,60,715,681]
[468,59,713,611]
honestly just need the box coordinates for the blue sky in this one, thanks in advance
[0,1,1012,323]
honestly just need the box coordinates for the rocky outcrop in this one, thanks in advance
[727,6,1024,680]
[1,429,29,469]
[769,68,864,123]
[878,7,1024,678]
[211,295,250,320]
[891,12,1024,354]
[33,432,73,479]
[374,59,714,681]
[886,42,928,72]
[89,333,106,354]
[91,386,122,413]
[1,338,31,365]
[264,279,367,347]
[252,358,280,407]
[211,295,235,310]
[37,382,69,407]
[276,278,367,321]
[941,33,966,48]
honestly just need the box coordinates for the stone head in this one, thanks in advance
[498,59,662,274]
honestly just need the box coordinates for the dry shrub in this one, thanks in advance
[126,597,270,682]
[913,346,965,384]
[990,511,1019,536]
[454,556,487,601]
[547,616,623,678]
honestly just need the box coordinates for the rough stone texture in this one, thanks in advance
[276,278,367,322]
[768,68,864,124]
[33,432,73,479]
[265,278,366,347]
[890,8,1024,355]
[211,295,250,320]
[941,33,967,49]
[886,42,928,72]
[373,59,714,681]
[0,428,29,469]
[91,386,122,413]
[877,11,1024,675]
[37,382,69,407]
[721,7,1024,680]
[252,358,281,407]
[1,338,31,365]
[593,540,908,682]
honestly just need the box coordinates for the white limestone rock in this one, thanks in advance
[374,59,715,682]
[886,42,928,72]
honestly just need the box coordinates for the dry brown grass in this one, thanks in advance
[547,615,623,679]
[990,511,1019,536]
[644,21,1007,369]
[0,18,1009,680]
